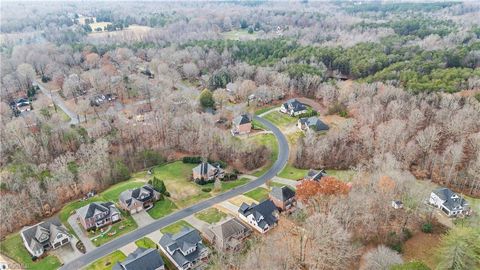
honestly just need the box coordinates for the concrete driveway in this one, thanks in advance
[51,238,84,264]
[132,210,154,227]
[67,214,95,252]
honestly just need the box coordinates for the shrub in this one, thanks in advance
[201,187,212,192]
[391,261,431,270]
[402,228,412,240]
[182,156,202,164]
[222,172,238,181]
[297,109,318,118]
[389,242,403,253]
[151,177,167,194]
[421,223,433,233]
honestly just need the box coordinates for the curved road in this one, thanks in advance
[60,115,289,270]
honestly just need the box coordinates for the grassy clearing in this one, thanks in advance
[402,232,442,269]
[91,212,138,247]
[252,119,268,130]
[247,134,278,177]
[278,164,308,180]
[325,169,356,182]
[194,208,227,224]
[287,131,304,145]
[135,237,157,249]
[269,181,296,190]
[85,250,126,270]
[229,195,258,207]
[160,220,193,234]
[244,187,270,202]
[262,111,297,127]
[102,181,145,202]
[147,198,178,219]
[0,233,61,270]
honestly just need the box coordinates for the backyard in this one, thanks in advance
[194,208,227,224]
[0,233,61,270]
[85,250,126,270]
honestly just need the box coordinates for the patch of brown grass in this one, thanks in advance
[402,232,442,269]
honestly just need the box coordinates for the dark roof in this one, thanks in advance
[238,200,278,230]
[159,227,206,267]
[119,185,155,206]
[193,162,216,176]
[433,188,468,211]
[113,248,164,270]
[233,114,251,126]
[283,99,307,112]
[77,202,113,219]
[270,186,295,202]
[306,169,327,181]
[299,117,329,131]
[207,217,251,241]
[20,218,70,252]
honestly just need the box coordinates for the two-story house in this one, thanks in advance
[269,186,296,212]
[231,114,252,135]
[429,188,469,217]
[192,162,224,181]
[112,248,164,270]
[119,185,161,214]
[204,217,252,252]
[238,200,279,233]
[159,227,209,270]
[77,202,121,230]
[280,99,307,116]
[20,218,71,258]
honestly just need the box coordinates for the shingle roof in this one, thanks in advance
[114,248,164,270]
[233,114,251,126]
[433,188,468,211]
[238,200,278,230]
[20,218,70,254]
[299,117,329,131]
[283,99,307,112]
[119,185,155,206]
[77,202,112,219]
[306,169,327,181]
[208,217,251,241]
[159,227,206,267]
[270,186,295,202]
[193,162,215,176]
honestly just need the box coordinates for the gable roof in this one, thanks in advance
[119,185,155,206]
[283,99,306,112]
[112,248,164,270]
[77,202,113,219]
[208,217,251,241]
[20,218,70,253]
[238,200,278,230]
[159,227,206,266]
[299,117,329,131]
[233,114,251,126]
[433,188,468,211]
[270,186,295,202]
[193,162,216,176]
[306,169,327,181]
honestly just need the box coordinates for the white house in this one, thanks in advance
[429,188,469,217]
[238,200,279,233]
[280,99,307,116]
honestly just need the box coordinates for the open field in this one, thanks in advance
[135,237,157,249]
[0,233,61,270]
[85,250,126,270]
[244,187,270,202]
[194,208,227,224]
[160,220,193,234]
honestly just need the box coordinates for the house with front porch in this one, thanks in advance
[77,202,121,230]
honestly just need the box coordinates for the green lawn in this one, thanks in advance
[102,181,145,202]
[175,192,212,209]
[262,111,297,127]
[160,220,193,234]
[326,169,356,182]
[91,212,138,247]
[247,134,278,177]
[278,164,356,182]
[203,177,250,193]
[135,237,157,249]
[244,187,270,202]
[254,105,277,115]
[85,250,126,270]
[147,198,178,219]
[0,233,61,270]
[194,208,227,224]
[252,119,268,130]
[269,181,296,190]
[287,131,304,145]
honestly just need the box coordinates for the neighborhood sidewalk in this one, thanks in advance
[67,214,95,252]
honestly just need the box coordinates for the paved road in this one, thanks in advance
[60,115,289,270]
[35,81,79,125]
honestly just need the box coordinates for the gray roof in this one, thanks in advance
[20,218,70,253]
[119,185,155,206]
[233,114,251,126]
[433,188,468,211]
[270,186,295,202]
[306,169,327,181]
[159,227,207,267]
[238,200,278,230]
[283,99,306,112]
[112,248,164,270]
[193,162,216,176]
[299,117,329,131]
[77,202,114,219]
[207,217,251,241]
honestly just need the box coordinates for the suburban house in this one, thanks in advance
[112,248,164,270]
[119,185,161,214]
[77,202,121,230]
[429,188,469,217]
[231,114,252,135]
[304,169,327,181]
[269,186,296,211]
[20,218,71,257]
[238,200,279,233]
[158,227,209,270]
[280,99,307,116]
[192,162,224,181]
[204,217,252,252]
[297,117,329,132]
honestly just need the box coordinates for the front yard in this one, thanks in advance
[262,111,297,127]
[0,233,61,270]
[244,187,270,202]
[85,250,126,270]
[194,208,227,224]
[90,212,138,247]
[135,237,157,249]
[278,163,356,182]
[160,220,193,234]
[147,198,178,219]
